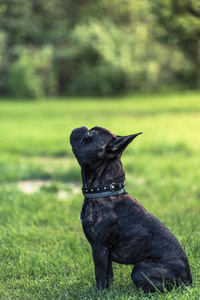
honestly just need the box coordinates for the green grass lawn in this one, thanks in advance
[0,92,200,299]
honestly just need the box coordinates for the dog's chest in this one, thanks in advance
[80,199,114,242]
[81,200,102,226]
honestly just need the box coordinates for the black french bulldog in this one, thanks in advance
[70,126,192,292]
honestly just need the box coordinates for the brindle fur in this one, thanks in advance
[70,126,192,292]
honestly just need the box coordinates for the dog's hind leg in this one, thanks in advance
[131,260,177,292]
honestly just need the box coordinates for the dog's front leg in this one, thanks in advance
[92,243,113,289]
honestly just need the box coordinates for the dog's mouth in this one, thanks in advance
[70,126,88,143]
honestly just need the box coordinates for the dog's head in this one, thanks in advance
[70,126,142,169]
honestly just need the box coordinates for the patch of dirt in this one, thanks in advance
[18,180,81,200]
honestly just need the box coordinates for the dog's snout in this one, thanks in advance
[70,126,88,142]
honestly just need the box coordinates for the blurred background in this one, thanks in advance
[0,0,200,99]
[0,2,200,298]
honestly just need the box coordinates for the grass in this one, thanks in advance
[0,92,200,299]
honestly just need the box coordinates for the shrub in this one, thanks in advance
[9,45,58,99]
[0,31,9,95]
[58,19,193,95]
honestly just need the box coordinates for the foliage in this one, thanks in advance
[9,45,57,98]
[151,0,200,87]
[0,94,200,298]
[0,0,199,97]
[61,18,193,95]
[0,30,8,95]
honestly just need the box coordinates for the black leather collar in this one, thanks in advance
[82,182,126,198]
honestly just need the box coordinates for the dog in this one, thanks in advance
[70,126,192,292]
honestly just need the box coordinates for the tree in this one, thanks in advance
[0,0,198,97]
[151,0,200,87]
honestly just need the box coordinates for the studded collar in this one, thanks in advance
[82,182,126,198]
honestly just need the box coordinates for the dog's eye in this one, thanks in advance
[83,131,93,143]
[87,130,94,137]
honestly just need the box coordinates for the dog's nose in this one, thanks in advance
[70,126,88,141]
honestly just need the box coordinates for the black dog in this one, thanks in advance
[70,126,192,292]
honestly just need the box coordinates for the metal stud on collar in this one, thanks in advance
[110,183,115,191]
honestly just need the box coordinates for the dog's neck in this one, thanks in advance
[81,157,125,188]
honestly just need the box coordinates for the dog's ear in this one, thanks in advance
[106,132,142,157]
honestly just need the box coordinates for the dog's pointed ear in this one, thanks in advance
[106,132,142,157]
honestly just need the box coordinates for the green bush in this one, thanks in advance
[59,19,193,95]
[0,31,9,95]
[0,0,199,97]
[9,45,58,99]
